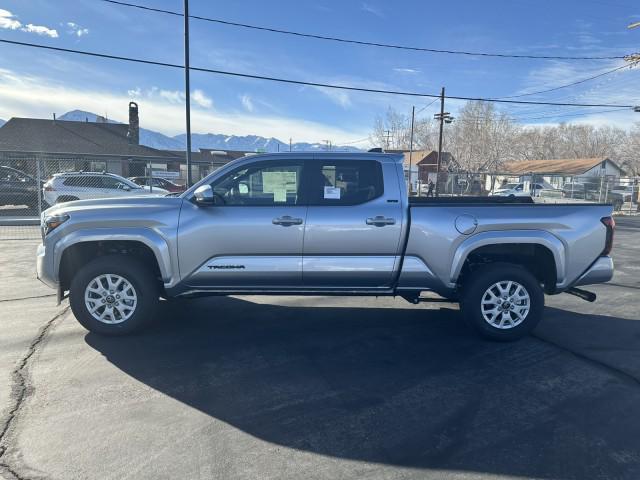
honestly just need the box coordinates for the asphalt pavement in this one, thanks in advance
[1,218,640,480]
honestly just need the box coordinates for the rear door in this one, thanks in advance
[302,159,403,288]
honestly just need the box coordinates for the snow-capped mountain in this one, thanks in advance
[57,110,361,153]
[58,110,184,150]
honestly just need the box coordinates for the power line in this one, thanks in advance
[0,38,636,109]
[99,0,634,61]
[498,61,639,99]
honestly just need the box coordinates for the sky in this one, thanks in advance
[0,0,638,145]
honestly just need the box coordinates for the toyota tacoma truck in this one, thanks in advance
[36,152,615,341]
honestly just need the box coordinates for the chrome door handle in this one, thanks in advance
[273,215,303,226]
[366,216,396,227]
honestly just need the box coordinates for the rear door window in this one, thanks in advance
[306,160,383,205]
[63,176,100,188]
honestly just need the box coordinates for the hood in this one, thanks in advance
[45,195,184,217]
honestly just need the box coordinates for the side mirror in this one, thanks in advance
[194,184,216,206]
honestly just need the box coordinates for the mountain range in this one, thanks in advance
[57,110,362,153]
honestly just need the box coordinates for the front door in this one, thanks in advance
[302,159,403,288]
[178,160,306,289]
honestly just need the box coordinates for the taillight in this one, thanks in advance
[601,216,615,255]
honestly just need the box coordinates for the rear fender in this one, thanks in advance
[449,230,566,288]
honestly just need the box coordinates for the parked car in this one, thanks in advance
[0,165,48,211]
[562,182,626,210]
[37,152,614,341]
[610,185,636,203]
[43,172,167,205]
[128,176,185,193]
[562,182,602,200]
[492,182,553,197]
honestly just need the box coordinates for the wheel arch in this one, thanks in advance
[55,228,175,291]
[451,230,565,293]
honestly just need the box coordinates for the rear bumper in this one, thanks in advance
[573,256,614,287]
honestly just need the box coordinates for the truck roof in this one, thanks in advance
[239,151,404,163]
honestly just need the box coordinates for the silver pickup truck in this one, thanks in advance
[36,152,615,341]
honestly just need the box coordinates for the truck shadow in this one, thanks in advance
[85,297,640,479]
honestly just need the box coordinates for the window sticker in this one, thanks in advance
[262,171,297,193]
[273,188,287,202]
[324,186,341,199]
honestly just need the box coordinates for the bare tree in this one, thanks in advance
[371,103,639,175]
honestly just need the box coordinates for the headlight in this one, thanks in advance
[42,214,69,236]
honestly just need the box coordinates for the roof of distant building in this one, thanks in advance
[502,158,623,175]
[0,117,176,158]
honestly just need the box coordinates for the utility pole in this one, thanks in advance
[408,106,415,195]
[433,87,454,197]
[289,137,292,152]
[184,0,193,187]
[383,130,392,150]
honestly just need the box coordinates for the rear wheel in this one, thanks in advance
[69,255,159,335]
[460,263,544,341]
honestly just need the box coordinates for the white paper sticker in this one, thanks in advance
[324,186,341,199]
[273,188,287,202]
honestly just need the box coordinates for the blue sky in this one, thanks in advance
[0,0,638,144]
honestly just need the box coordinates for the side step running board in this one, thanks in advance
[566,287,597,302]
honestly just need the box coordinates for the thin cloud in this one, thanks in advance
[393,68,420,74]
[129,87,212,108]
[67,22,89,37]
[241,94,254,112]
[22,24,59,38]
[0,8,59,37]
[192,89,213,108]
[361,2,384,18]
[0,9,21,30]
[311,86,352,108]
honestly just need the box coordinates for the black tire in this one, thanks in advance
[69,255,159,336]
[460,263,544,341]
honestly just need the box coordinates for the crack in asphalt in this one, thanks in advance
[0,306,69,480]
[533,333,640,388]
[0,463,24,480]
[0,295,56,304]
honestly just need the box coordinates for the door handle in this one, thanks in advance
[273,215,303,226]
[366,216,396,227]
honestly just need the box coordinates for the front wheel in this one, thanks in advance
[69,255,159,335]
[460,263,544,341]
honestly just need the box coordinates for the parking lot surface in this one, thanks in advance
[1,218,640,480]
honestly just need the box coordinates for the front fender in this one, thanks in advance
[53,227,177,287]
[449,230,566,288]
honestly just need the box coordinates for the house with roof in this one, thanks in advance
[386,149,458,192]
[0,103,182,180]
[500,157,625,189]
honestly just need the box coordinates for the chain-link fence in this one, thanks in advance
[411,171,639,214]
[0,154,229,211]
[0,154,232,239]
[2,155,638,240]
